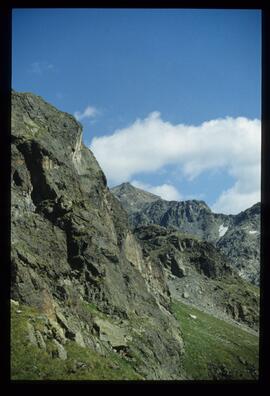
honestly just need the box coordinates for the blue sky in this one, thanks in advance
[12,8,261,214]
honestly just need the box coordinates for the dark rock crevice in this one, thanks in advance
[16,141,58,206]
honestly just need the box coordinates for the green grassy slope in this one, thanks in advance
[11,304,142,381]
[172,300,259,380]
[11,301,259,381]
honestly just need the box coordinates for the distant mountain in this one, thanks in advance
[111,182,161,213]
[111,183,260,285]
[217,203,260,285]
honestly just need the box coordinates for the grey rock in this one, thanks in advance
[74,331,85,348]
[35,330,47,350]
[238,356,247,365]
[94,317,128,348]
[48,319,66,344]
[26,322,37,346]
[52,339,67,360]
[69,361,88,373]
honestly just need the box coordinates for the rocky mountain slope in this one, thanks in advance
[11,91,185,380]
[11,91,259,380]
[217,203,260,285]
[134,225,259,332]
[111,183,260,285]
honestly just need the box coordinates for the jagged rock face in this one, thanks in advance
[111,184,260,286]
[111,182,160,213]
[134,225,232,280]
[217,203,260,285]
[11,91,184,380]
[134,225,259,331]
[127,196,230,241]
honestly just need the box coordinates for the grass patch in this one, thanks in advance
[172,300,259,380]
[11,303,142,380]
[221,277,260,297]
[80,300,108,319]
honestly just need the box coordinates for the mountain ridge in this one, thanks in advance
[111,183,260,285]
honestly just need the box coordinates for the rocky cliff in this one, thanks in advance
[112,183,260,286]
[11,91,184,380]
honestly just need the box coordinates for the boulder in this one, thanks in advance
[35,331,47,350]
[26,322,37,346]
[94,318,128,348]
[52,339,67,360]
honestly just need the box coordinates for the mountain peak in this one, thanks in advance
[111,182,161,213]
[117,182,135,191]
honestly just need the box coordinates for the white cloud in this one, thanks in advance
[29,61,54,75]
[131,180,182,201]
[211,183,260,215]
[74,106,99,121]
[90,113,261,214]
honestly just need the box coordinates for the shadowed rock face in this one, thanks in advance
[112,184,260,286]
[11,91,184,380]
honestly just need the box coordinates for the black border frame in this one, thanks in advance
[1,1,269,387]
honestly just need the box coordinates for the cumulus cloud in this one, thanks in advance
[211,185,260,215]
[90,112,261,214]
[131,180,182,201]
[74,106,99,121]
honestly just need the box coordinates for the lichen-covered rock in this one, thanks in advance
[93,317,128,348]
[52,339,67,360]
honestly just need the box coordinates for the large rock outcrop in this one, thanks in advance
[11,91,184,380]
